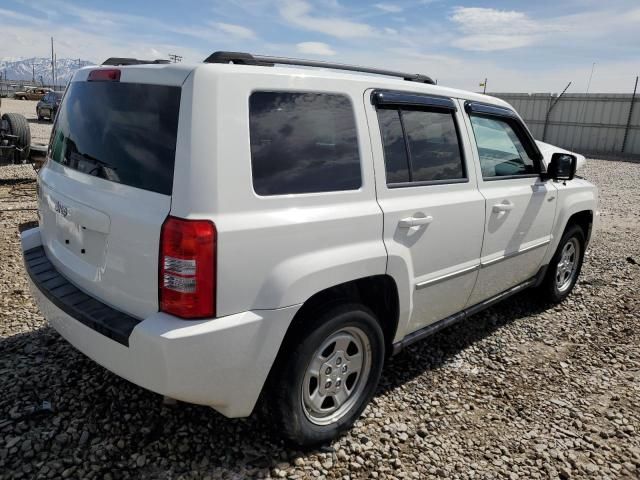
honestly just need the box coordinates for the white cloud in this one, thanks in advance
[279,0,375,38]
[453,34,537,52]
[0,20,206,64]
[374,3,403,13]
[450,7,550,51]
[296,41,336,56]
[214,22,256,39]
[450,5,640,52]
[4,1,640,94]
[0,7,47,25]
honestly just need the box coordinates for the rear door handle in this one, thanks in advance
[398,215,433,228]
[492,201,514,213]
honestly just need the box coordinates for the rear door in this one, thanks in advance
[365,90,485,336]
[462,102,556,305]
[37,66,189,318]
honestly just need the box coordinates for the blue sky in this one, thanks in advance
[2,0,639,92]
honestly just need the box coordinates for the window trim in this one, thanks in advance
[465,100,546,181]
[375,96,469,189]
[388,177,469,189]
[483,174,540,182]
[248,90,364,197]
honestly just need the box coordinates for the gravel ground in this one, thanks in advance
[0,159,638,480]
[0,98,52,145]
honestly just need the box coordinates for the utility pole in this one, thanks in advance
[621,76,638,154]
[542,81,572,142]
[32,61,35,83]
[168,53,182,63]
[586,62,596,94]
[51,37,55,88]
[479,78,487,94]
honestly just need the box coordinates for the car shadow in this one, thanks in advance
[378,288,550,395]
[0,289,552,478]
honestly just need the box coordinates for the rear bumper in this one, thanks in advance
[21,227,299,417]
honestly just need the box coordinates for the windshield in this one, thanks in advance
[49,81,181,195]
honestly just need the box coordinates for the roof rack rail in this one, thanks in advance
[102,57,171,66]
[203,51,435,85]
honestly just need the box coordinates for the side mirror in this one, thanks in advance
[547,153,577,181]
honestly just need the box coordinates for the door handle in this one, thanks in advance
[492,201,514,213]
[399,215,433,228]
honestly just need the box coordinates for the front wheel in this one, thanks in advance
[539,225,585,303]
[268,303,385,446]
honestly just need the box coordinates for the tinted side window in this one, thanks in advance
[377,109,410,183]
[377,106,465,185]
[402,110,464,182]
[470,115,537,178]
[249,92,361,195]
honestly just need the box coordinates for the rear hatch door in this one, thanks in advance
[38,65,191,319]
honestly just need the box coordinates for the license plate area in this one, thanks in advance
[39,184,110,270]
[53,214,106,266]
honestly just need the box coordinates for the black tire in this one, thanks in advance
[2,113,31,163]
[268,303,385,446]
[539,224,585,303]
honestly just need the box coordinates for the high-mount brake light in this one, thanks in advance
[159,217,216,319]
[87,69,121,82]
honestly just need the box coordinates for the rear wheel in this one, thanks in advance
[1,113,31,163]
[539,224,585,303]
[268,303,385,446]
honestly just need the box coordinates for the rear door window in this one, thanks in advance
[249,92,362,196]
[376,106,466,186]
[49,81,181,195]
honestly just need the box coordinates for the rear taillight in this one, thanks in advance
[159,216,216,319]
[87,69,121,81]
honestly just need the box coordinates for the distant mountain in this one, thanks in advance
[0,57,94,85]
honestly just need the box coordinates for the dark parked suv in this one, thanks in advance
[37,91,64,121]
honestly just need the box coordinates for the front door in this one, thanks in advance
[462,103,557,305]
[365,90,485,336]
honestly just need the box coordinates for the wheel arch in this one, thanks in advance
[282,274,400,355]
[258,274,401,411]
[544,183,597,266]
[566,210,593,245]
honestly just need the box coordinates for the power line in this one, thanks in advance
[168,53,182,63]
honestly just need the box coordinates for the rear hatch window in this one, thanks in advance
[49,81,181,195]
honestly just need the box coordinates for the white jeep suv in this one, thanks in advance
[21,52,598,446]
